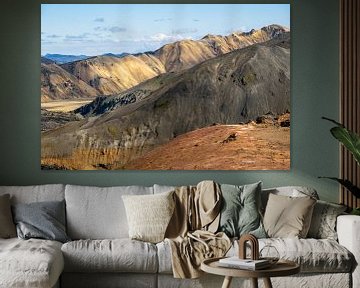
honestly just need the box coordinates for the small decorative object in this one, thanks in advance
[259,245,280,264]
[238,234,259,260]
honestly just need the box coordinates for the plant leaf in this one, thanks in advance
[322,117,360,165]
[330,127,360,165]
[319,177,360,198]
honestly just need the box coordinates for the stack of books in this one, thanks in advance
[218,257,271,270]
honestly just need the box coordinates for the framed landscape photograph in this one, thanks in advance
[41,4,290,170]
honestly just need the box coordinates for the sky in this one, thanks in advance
[41,4,290,56]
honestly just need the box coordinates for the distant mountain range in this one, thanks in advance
[42,54,90,64]
[41,33,290,170]
[42,53,131,65]
[41,24,289,102]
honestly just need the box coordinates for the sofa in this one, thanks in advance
[0,183,359,288]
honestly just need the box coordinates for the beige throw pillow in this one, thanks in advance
[0,194,17,238]
[263,193,316,238]
[122,191,175,243]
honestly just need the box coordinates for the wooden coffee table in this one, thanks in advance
[201,257,300,288]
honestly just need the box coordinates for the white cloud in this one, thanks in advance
[149,33,185,42]
[108,26,126,33]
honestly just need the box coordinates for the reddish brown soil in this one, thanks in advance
[124,123,290,170]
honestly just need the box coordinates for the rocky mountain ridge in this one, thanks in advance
[41,25,289,101]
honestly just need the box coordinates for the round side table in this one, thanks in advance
[201,257,300,288]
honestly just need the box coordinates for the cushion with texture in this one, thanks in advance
[263,193,316,238]
[12,200,70,243]
[218,182,266,238]
[122,191,175,243]
[307,200,347,240]
[0,194,16,238]
[62,239,158,273]
[157,237,353,274]
[0,238,63,287]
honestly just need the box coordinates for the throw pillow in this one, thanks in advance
[307,200,347,240]
[218,182,266,238]
[122,191,175,243]
[0,194,16,238]
[263,193,316,238]
[12,200,70,243]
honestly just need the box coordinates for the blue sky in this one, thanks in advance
[41,4,290,56]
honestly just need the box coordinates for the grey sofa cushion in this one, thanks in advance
[0,238,64,288]
[0,184,65,204]
[65,185,153,239]
[158,237,353,274]
[62,239,158,273]
[12,200,70,243]
[61,273,157,288]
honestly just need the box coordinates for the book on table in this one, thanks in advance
[218,257,271,270]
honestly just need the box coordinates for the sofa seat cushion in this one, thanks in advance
[0,238,64,288]
[157,238,353,274]
[62,239,158,273]
[230,238,354,273]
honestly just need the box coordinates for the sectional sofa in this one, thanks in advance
[0,184,359,288]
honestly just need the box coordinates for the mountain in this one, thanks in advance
[41,63,98,102]
[41,35,290,170]
[154,24,289,72]
[60,55,165,95]
[43,54,90,64]
[56,25,288,98]
[102,52,130,58]
[41,57,56,65]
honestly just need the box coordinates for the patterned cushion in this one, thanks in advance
[307,200,347,240]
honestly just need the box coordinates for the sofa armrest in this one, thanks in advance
[337,215,360,288]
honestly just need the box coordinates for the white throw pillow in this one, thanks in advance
[122,191,175,243]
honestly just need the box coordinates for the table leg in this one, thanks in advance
[221,276,233,288]
[251,278,258,288]
[263,277,273,288]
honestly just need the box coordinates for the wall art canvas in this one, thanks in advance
[41,4,290,170]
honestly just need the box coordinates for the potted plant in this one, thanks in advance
[320,117,360,215]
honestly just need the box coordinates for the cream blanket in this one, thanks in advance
[165,181,231,278]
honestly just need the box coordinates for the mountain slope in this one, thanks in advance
[41,63,98,102]
[57,25,288,98]
[42,36,290,169]
[60,55,165,95]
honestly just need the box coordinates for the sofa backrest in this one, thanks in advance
[0,184,65,204]
[65,184,154,240]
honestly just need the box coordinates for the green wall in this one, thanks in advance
[0,0,340,202]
